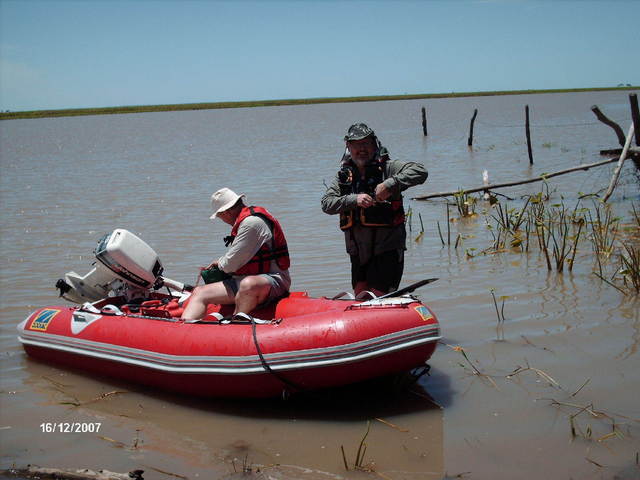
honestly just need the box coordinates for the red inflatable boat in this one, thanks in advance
[17,229,440,398]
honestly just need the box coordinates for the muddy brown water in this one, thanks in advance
[1,91,639,479]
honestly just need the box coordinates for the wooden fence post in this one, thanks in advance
[591,105,626,147]
[421,107,428,136]
[468,109,478,147]
[525,105,533,165]
[629,93,640,147]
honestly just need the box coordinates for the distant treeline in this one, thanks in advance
[1,86,638,121]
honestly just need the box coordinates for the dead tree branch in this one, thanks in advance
[413,157,621,200]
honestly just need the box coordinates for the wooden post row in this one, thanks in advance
[629,93,640,147]
[421,107,428,137]
[525,105,533,165]
[468,109,478,147]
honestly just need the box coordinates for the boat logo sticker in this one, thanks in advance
[414,306,433,322]
[30,309,60,331]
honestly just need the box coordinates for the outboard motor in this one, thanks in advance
[56,229,181,304]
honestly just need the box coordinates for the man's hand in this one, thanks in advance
[204,260,219,270]
[374,183,392,202]
[356,193,375,208]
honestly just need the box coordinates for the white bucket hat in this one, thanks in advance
[210,187,245,220]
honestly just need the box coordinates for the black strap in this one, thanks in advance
[250,318,303,395]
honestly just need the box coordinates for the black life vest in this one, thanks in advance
[338,157,405,231]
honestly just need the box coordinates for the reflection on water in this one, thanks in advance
[1,90,639,478]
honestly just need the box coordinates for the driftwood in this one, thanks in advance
[413,157,621,200]
[603,123,636,202]
[0,466,143,480]
[591,105,626,146]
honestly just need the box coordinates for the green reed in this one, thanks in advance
[535,202,585,272]
[340,421,373,472]
[491,289,506,341]
[588,202,619,261]
[619,241,640,293]
[454,189,477,218]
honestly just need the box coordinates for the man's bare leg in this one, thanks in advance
[234,275,272,315]
[182,281,235,320]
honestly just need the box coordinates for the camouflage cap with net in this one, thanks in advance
[344,123,375,142]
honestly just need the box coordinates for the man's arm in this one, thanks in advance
[321,174,358,215]
[218,217,272,273]
[382,160,428,195]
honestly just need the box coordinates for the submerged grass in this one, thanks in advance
[619,241,640,293]
[534,201,585,272]
[490,289,507,341]
[339,421,390,477]
[448,187,640,295]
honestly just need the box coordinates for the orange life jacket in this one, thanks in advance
[228,206,290,275]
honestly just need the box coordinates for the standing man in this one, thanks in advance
[182,188,291,320]
[321,123,427,297]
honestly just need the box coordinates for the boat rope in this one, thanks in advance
[248,315,305,395]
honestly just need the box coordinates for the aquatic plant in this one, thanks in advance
[445,343,498,388]
[436,204,453,246]
[588,202,619,262]
[548,398,630,444]
[534,202,585,272]
[491,197,530,234]
[415,213,425,242]
[490,289,507,341]
[340,421,377,473]
[454,189,477,218]
[618,241,640,293]
[631,202,640,229]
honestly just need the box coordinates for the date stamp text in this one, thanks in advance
[40,422,102,433]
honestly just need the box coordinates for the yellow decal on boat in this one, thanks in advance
[30,309,60,331]
[414,306,433,322]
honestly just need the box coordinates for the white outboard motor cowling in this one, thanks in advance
[95,229,164,289]
[56,229,165,304]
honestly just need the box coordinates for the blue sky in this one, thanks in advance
[1,0,638,111]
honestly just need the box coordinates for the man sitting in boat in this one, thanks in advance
[182,188,291,320]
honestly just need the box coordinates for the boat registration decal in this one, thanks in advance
[414,306,433,322]
[30,309,61,332]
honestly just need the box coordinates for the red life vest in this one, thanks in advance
[228,206,290,275]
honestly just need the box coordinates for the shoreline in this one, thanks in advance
[1,86,637,121]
